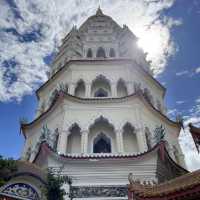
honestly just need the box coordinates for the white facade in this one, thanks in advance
[21,8,186,200]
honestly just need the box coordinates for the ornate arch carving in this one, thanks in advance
[67,122,81,133]
[118,119,136,131]
[1,182,40,200]
[122,122,136,133]
[64,121,83,133]
[75,79,86,88]
[96,47,106,58]
[87,115,116,131]
[92,74,111,84]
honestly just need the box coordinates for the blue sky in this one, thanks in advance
[0,0,200,170]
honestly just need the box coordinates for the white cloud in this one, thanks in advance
[195,67,200,74]
[177,96,200,171]
[175,70,189,76]
[196,97,200,103]
[176,100,185,105]
[175,66,200,77]
[167,108,177,116]
[179,128,200,171]
[184,116,200,126]
[0,0,181,102]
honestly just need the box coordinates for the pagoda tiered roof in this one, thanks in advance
[36,59,166,98]
[21,90,180,139]
[32,140,188,175]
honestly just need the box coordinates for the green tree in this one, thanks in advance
[0,155,17,186]
[44,169,71,200]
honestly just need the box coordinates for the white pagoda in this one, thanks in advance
[0,8,188,200]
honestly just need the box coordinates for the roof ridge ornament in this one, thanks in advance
[96,6,103,16]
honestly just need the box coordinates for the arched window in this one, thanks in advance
[75,80,86,98]
[109,48,116,57]
[93,133,111,153]
[91,75,111,97]
[123,123,139,153]
[96,47,106,58]
[94,88,108,97]
[67,124,81,154]
[87,48,93,58]
[117,79,128,97]
[88,116,116,153]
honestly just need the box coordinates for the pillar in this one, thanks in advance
[135,105,148,152]
[57,130,69,155]
[116,129,124,153]
[111,82,117,97]
[85,82,91,98]
[81,130,89,154]
[69,82,76,95]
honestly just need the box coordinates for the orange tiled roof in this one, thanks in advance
[128,169,200,199]
[189,123,200,135]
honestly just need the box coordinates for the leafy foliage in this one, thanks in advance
[0,155,17,186]
[44,169,71,200]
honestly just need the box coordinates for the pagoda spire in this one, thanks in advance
[96,6,103,16]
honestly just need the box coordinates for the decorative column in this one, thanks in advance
[85,82,91,98]
[126,81,133,95]
[81,130,89,154]
[135,105,148,152]
[111,82,117,97]
[57,130,69,155]
[116,129,124,153]
[69,82,76,95]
